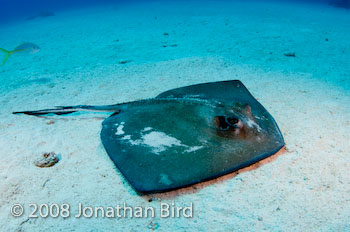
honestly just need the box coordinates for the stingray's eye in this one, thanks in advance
[214,116,230,131]
[225,117,241,128]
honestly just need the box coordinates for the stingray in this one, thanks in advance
[13,80,284,193]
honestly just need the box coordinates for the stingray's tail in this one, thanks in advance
[0,48,11,66]
[13,104,122,116]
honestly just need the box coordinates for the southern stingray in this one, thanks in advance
[13,80,284,193]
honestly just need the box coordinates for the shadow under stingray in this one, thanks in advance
[144,146,287,200]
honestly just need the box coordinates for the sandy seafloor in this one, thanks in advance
[0,0,349,231]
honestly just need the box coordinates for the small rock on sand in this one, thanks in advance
[46,120,55,125]
[34,152,60,168]
[284,52,296,57]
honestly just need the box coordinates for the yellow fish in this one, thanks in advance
[0,42,40,65]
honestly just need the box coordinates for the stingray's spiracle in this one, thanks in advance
[215,116,230,131]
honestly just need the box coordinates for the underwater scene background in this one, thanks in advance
[0,0,349,231]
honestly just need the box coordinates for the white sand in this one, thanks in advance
[0,0,349,231]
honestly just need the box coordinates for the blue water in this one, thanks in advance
[0,0,349,89]
[0,0,115,23]
[0,0,348,24]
